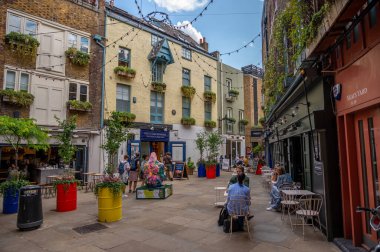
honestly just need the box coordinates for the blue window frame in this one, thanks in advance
[150,91,164,123]
[204,75,211,91]
[182,68,190,86]
[182,97,191,118]
[116,84,130,112]
[204,101,211,120]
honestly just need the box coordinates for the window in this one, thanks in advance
[4,70,30,91]
[182,97,191,118]
[204,101,212,120]
[239,110,245,134]
[151,34,163,46]
[369,0,377,27]
[204,76,211,91]
[118,47,130,67]
[353,24,360,43]
[68,33,90,53]
[68,83,88,102]
[7,13,37,36]
[182,68,190,86]
[226,79,232,93]
[182,47,191,60]
[227,107,233,133]
[152,63,164,82]
[150,91,164,123]
[116,84,130,112]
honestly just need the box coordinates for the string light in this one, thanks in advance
[220,33,261,56]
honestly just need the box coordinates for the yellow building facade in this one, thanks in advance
[104,7,218,162]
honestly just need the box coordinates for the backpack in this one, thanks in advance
[118,161,125,174]
[218,206,229,226]
[130,158,139,171]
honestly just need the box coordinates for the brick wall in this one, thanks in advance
[0,0,105,129]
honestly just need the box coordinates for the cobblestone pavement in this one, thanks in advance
[0,171,340,252]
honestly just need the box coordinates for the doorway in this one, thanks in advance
[150,142,165,162]
[355,107,380,245]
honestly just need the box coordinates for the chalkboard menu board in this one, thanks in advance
[173,162,188,180]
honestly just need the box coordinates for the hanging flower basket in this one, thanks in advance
[0,90,34,107]
[204,120,216,128]
[203,91,216,103]
[5,32,40,57]
[67,100,93,112]
[151,82,166,93]
[119,112,136,123]
[65,48,90,66]
[239,119,249,125]
[181,86,196,99]
[181,117,196,126]
[114,66,136,79]
[228,89,239,97]
[226,117,236,123]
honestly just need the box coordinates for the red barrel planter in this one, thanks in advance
[56,183,77,212]
[206,164,216,179]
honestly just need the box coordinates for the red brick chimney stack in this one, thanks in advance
[200,37,208,52]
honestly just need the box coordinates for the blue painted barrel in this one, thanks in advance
[198,163,206,177]
[3,188,19,214]
[216,164,220,177]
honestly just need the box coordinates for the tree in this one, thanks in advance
[206,131,223,163]
[55,115,77,166]
[195,131,207,164]
[253,144,264,155]
[101,111,131,175]
[0,116,49,168]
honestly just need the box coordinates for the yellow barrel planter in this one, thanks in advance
[95,180,124,223]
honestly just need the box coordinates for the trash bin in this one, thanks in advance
[17,185,43,230]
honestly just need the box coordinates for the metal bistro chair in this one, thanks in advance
[295,194,323,239]
[227,196,252,240]
[280,187,299,229]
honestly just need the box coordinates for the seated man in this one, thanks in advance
[228,166,250,188]
[266,166,293,211]
[226,173,251,231]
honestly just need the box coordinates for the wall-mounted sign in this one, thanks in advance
[251,130,263,137]
[332,83,342,100]
[140,129,169,142]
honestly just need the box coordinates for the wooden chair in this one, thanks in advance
[295,194,323,239]
[227,196,252,240]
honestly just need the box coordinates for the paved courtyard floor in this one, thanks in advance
[0,171,340,252]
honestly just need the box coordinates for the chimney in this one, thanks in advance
[200,37,208,52]
[210,51,220,60]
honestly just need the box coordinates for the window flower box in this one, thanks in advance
[204,120,216,128]
[5,32,40,57]
[67,100,92,112]
[0,89,34,107]
[151,82,166,93]
[228,89,239,97]
[114,66,136,79]
[181,117,196,126]
[239,119,249,125]
[181,86,196,99]
[65,48,90,66]
[225,117,236,123]
[203,91,216,103]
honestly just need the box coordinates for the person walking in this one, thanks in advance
[128,152,140,193]
[140,154,149,187]
[163,152,173,181]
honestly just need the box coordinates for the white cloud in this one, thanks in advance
[152,0,208,12]
[176,21,203,43]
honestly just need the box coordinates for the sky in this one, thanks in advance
[113,0,264,70]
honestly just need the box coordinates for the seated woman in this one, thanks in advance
[228,166,250,188]
[266,166,293,211]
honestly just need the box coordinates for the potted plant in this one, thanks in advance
[195,132,207,177]
[226,117,236,124]
[96,111,131,222]
[65,47,90,66]
[0,116,49,170]
[239,119,249,126]
[151,81,166,93]
[205,131,223,179]
[5,31,40,57]
[186,157,195,175]
[204,120,216,128]
[67,100,93,112]
[114,66,136,79]
[229,89,239,97]
[181,117,196,126]
[0,171,29,214]
[0,89,34,107]
[54,116,79,212]
[203,91,216,103]
[120,112,136,124]
[181,86,196,99]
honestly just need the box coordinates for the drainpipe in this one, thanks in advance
[93,13,107,129]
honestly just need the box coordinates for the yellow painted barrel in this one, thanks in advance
[97,188,122,222]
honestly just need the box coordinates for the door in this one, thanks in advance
[355,107,380,245]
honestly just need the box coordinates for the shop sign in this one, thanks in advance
[332,83,342,100]
[140,129,169,142]
[346,87,368,106]
[222,159,230,170]
[251,130,262,137]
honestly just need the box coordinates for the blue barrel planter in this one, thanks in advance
[3,188,19,214]
[216,164,220,177]
[198,163,206,177]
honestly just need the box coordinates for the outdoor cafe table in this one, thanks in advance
[281,189,315,229]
